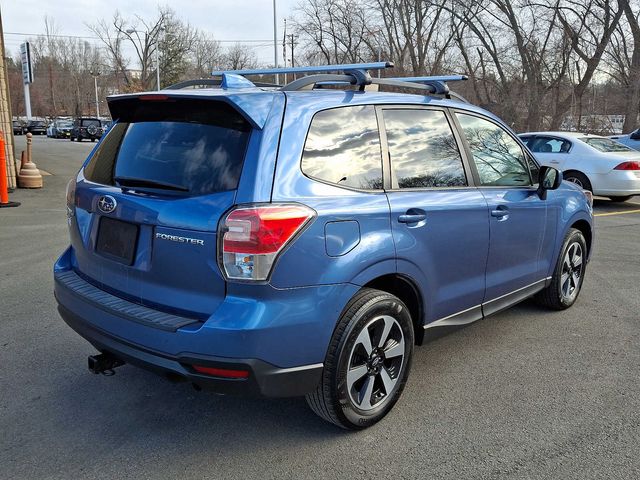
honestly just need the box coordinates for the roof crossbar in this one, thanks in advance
[211,62,394,77]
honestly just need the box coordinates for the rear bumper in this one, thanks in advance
[58,304,322,397]
[590,171,640,196]
[54,247,358,397]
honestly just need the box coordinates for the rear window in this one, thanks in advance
[81,119,101,127]
[83,99,251,196]
[580,137,632,153]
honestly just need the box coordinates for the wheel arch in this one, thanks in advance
[570,218,593,259]
[563,169,592,190]
[363,274,426,345]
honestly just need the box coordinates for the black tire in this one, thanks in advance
[608,196,633,203]
[69,136,74,141]
[563,171,592,192]
[536,228,587,310]
[305,288,414,430]
[77,136,82,142]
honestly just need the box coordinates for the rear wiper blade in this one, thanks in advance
[114,176,189,192]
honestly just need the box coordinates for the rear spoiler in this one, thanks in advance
[106,91,277,130]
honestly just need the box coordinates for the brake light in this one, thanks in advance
[219,204,315,281]
[66,177,77,221]
[139,94,169,101]
[192,365,249,379]
[614,161,640,170]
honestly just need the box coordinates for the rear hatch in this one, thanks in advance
[71,96,254,317]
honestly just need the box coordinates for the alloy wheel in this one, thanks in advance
[561,242,583,301]
[346,315,405,411]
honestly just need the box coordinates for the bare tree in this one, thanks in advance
[546,0,625,128]
[605,0,640,132]
[223,43,258,70]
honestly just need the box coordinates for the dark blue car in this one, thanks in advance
[54,63,594,429]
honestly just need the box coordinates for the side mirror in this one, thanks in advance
[630,129,640,140]
[537,166,562,200]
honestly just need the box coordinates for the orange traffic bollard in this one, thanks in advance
[0,130,20,208]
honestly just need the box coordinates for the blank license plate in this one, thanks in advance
[96,217,139,265]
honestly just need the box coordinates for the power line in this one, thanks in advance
[3,31,275,43]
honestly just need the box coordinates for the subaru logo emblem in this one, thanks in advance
[97,195,117,214]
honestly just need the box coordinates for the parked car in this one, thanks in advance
[100,119,113,136]
[55,63,594,430]
[520,131,640,202]
[47,119,73,139]
[12,120,24,135]
[70,117,102,142]
[609,128,640,151]
[26,120,47,135]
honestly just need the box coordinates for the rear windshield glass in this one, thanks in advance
[81,119,101,127]
[83,99,251,196]
[580,137,631,152]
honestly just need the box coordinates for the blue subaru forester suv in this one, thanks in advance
[54,62,594,429]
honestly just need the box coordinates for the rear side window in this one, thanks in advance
[301,106,383,190]
[84,99,251,196]
[383,109,467,188]
[528,136,571,153]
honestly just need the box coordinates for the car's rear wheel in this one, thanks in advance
[563,171,592,192]
[608,196,633,203]
[537,228,587,310]
[305,288,414,430]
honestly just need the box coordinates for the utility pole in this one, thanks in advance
[90,71,100,117]
[155,42,160,90]
[283,18,287,84]
[273,0,279,85]
[289,34,295,68]
[287,34,296,79]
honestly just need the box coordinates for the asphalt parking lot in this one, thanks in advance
[1,135,639,479]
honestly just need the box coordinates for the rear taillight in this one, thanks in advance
[66,177,77,221]
[614,161,640,170]
[219,203,316,281]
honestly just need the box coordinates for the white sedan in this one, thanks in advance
[519,131,640,202]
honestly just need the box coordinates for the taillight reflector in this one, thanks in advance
[614,161,640,170]
[192,365,249,379]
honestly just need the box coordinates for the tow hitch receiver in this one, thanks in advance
[88,353,125,375]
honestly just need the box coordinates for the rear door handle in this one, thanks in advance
[398,213,427,223]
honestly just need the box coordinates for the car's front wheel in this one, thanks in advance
[537,228,587,310]
[306,288,414,429]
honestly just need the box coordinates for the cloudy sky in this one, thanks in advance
[1,0,299,63]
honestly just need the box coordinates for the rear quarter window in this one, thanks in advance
[301,105,383,190]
